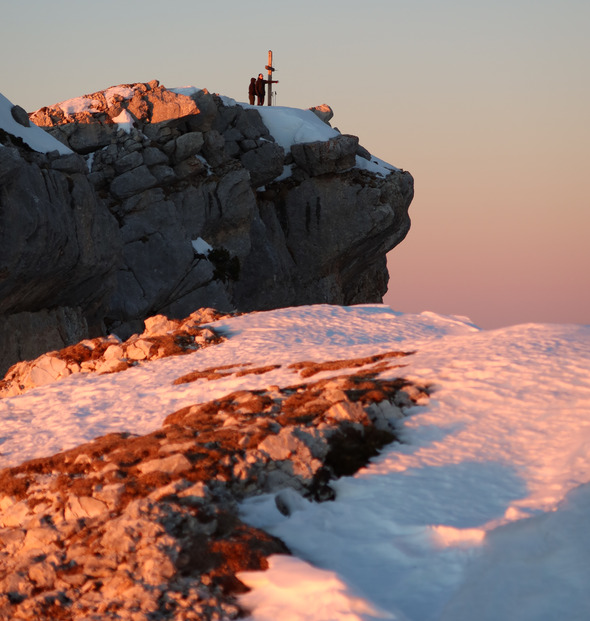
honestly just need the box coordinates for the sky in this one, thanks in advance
[1,0,589,328]
[1,304,590,619]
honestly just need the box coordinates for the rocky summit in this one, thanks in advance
[0,80,413,374]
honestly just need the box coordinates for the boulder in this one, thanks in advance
[309,103,334,125]
[10,105,30,127]
[291,134,359,176]
[173,131,204,163]
[146,87,199,124]
[64,121,117,154]
[240,141,285,187]
[110,164,157,199]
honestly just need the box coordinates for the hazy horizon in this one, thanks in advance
[2,0,588,329]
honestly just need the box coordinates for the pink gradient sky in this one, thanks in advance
[2,0,588,328]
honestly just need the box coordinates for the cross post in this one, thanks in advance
[265,50,279,106]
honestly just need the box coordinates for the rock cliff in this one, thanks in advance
[0,80,413,374]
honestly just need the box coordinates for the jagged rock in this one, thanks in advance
[26,354,69,386]
[64,121,117,154]
[141,86,199,124]
[0,309,226,397]
[258,427,312,462]
[142,314,180,336]
[1,81,413,373]
[291,134,359,176]
[240,141,285,187]
[172,131,205,163]
[324,399,370,426]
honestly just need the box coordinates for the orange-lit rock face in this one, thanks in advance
[29,80,200,128]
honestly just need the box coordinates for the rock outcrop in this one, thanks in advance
[0,80,414,374]
[0,308,228,398]
[0,315,430,619]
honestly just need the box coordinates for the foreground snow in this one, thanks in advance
[1,304,589,620]
[239,314,590,621]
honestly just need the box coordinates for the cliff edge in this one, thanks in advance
[0,80,413,373]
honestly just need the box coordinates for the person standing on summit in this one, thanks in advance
[248,77,256,105]
[255,73,266,106]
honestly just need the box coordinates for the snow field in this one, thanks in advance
[1,304,589,620]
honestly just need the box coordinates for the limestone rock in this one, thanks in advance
[309,103,334,125]
[27,354,69,386]
[173,131,205,163]
[65,121,117,154]
[110,165,157,199]
[0,309,226,397]
[291,134,359,176]
[137,453,192,475]
[65,496,109,520]
[1,80,413,373]
[11,104,30,127]
[240,141,285,187]
[142,314,180,336]
[145,87,199,124]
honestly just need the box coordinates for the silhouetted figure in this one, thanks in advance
[248,77,256,105]
[256,73,266,106]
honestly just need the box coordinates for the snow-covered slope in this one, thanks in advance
[0,92,71,154]
[1,304,589,620]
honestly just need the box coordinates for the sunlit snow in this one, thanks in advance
[111,108,136,133]
[1,304,589,620]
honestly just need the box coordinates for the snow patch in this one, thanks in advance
[170,86,203,98]
[191,237,213,255]
[112,109,136,133]
[104,85,136,105]
[57,96,100,116]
